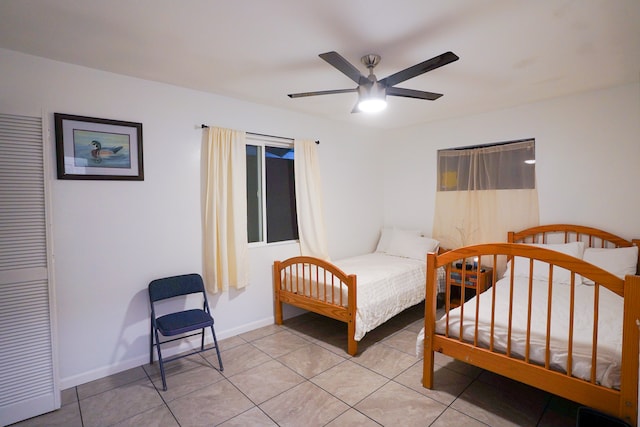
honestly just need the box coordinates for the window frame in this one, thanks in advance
[246,134,298,247]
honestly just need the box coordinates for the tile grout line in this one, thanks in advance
[74,387,85,427]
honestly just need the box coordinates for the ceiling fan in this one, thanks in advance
[288,51,459,113]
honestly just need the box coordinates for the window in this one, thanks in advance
[246,136,298,244]
[433,138,538,249]
[438,139,535,191]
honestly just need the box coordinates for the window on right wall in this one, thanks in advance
[438,139,535,191]
[433,139,539,252]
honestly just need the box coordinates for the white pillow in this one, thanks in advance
[375,227,422,253]
[582,246,639,284]
[505,241,586,284]
[387,229,439,261]
[375,228,394,253]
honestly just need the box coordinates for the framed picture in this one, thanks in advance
[54,113,144,180]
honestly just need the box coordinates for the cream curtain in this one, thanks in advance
[433,140,539,252]
[433,190,539,248]
[294,139,330,260]
[203,127,249,293]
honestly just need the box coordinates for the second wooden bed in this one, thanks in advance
[420,224,640,425]
[273,251,434,356]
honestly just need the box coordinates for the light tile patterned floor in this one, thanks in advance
[12,303,583,426]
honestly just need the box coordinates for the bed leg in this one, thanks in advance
[422,349,435,389]
[274,299,283,325]
[347,319,357,356]
[347,338,357,356]
[423,252,438,389]
[273,262,283,325]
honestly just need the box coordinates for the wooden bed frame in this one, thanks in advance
[273,250,442,356]
[422,224,640,426]
[273,256,358,355]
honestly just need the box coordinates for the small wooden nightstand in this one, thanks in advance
[447,265,493,308]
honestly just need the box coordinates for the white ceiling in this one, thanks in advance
[1,0,639,129]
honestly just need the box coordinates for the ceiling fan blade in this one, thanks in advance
[288,88,358,98]
[319,51,366,84]
[380,51,459,88]
[386,87,443,100]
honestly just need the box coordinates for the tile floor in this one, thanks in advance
[12,303,583,426]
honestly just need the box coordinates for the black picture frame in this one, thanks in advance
[54,113,144,180]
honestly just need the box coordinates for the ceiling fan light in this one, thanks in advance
[358,83,387,113]
[358,98,387,113]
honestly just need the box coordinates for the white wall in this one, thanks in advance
[381,83,640,240]
[0,48,384,388]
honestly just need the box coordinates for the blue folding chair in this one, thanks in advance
[148,273,223,391]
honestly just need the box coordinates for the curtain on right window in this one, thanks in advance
[433,139,539,252]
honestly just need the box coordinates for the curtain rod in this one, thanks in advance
[445,137,534,151]
[201,124,319,144]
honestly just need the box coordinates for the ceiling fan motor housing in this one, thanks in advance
[361,54,381,70]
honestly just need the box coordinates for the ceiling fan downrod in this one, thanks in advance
[361,54,381,80]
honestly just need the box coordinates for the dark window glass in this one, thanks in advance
[265,147,298,243]
[246,144,298,244]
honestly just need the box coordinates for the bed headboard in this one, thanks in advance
[508,224,640,275]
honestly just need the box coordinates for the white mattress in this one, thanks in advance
[417,276,623,389]
[334,253,426,341]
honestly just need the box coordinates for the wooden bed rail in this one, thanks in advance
[507,224,640,275]
[509,224,640,275]
[508,224,633,247]
[273,256,358,355]
[423,243,640,425]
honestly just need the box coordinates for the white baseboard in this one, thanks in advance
[59,316,276,390]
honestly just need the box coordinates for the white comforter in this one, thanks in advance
[334,253,426,341]
[417,276,623,388]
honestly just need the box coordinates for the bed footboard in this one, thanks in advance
[273,256,358,355]
[423,242,640,426]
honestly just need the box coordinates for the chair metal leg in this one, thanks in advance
[153,328,168,391]
[149,321,154,365]
[210,325,223,371]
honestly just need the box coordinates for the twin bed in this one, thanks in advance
[420,224,640,425]
[273,228,440,356]
[273,224,640,425]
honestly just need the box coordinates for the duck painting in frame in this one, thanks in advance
[54,113,144,180]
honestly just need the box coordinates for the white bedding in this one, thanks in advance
[417,276,623,389]
[334,253,426,341]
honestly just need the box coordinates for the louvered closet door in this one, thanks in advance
[0,114,58,426]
